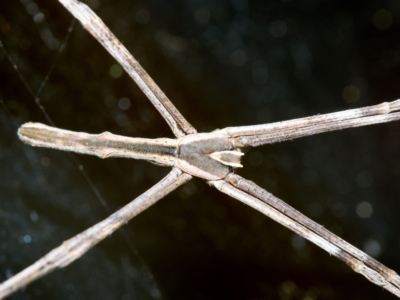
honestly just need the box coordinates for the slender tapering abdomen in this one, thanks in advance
[18,122,178,166]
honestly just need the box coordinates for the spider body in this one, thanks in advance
[18,123,243,181]
[3,0,400,298]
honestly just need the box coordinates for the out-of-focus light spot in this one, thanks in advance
[155,31,188,52]
[356,201,373,218]
[23,235,32,243]
[308,202,323,217]
[26,3,38,15]
[356,171,373,188]
[291,234,305,249]
[110,64,123,78]
[116,114,129,127]
[195,8,210,24]
[33,13,45,24]
[249,151,263,166]
[279,281,298,297]
[118,97,131,110]
[269,20,287,38]
[363,239,381,257]
[342,85,360,103]
[140,109,154,124]
[30,211,39,222]
[5,269,13,279]
[136,9,151,24]
[40,156,50,167]
[230,50,247,66]
[179,182,197,200]
[104,95,116,107]
[373,9,393,30]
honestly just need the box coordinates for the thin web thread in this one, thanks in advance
[1,28,112,213]
[1,10,162,299]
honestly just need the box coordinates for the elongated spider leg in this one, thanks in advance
[209,178,400,297]
[218,100,400,147]
[58,0,196,137]
[0,169,192,299]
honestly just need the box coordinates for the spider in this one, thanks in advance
[2,0,400,300]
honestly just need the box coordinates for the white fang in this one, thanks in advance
[209,150,244,168]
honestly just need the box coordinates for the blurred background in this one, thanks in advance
[1,0,400,299]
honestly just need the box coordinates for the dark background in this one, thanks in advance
[1,0,400,299]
